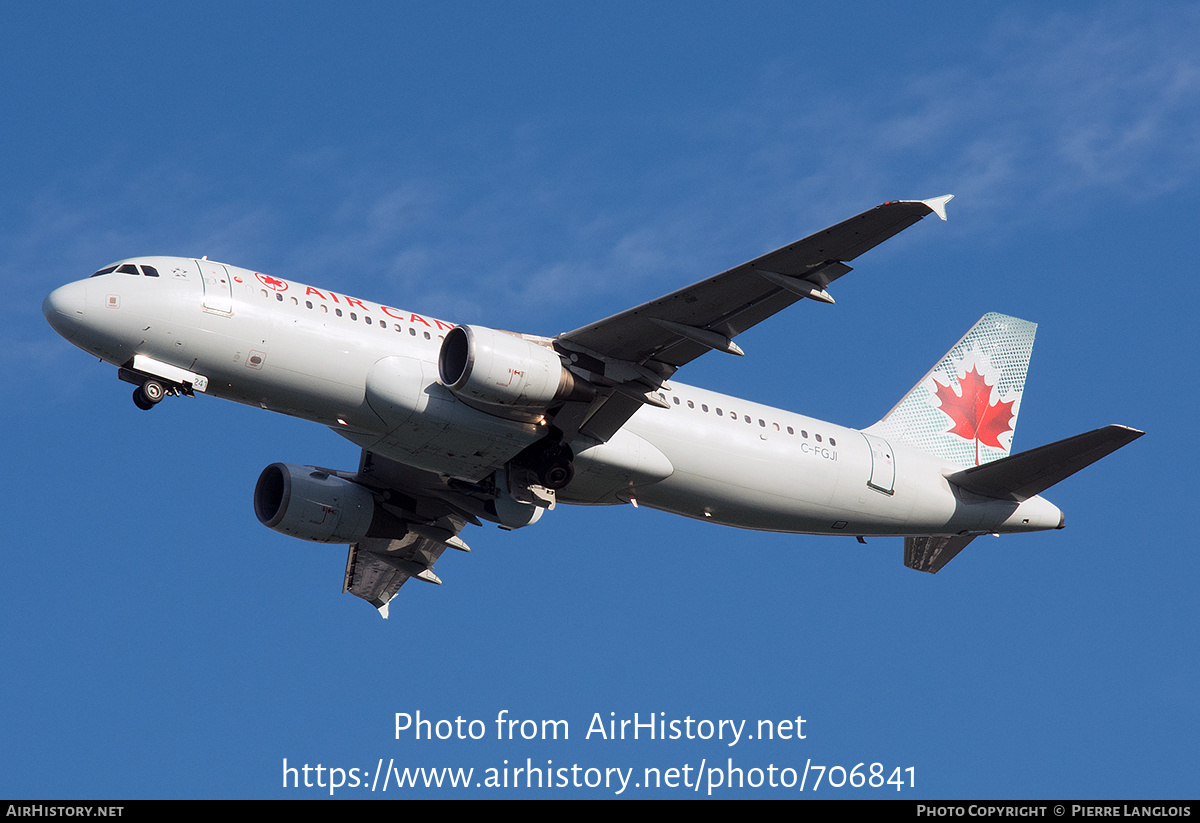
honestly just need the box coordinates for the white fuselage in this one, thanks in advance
[43,256,1064,538]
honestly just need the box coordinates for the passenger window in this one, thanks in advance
[687,400,694,409]
[830,438,837,447]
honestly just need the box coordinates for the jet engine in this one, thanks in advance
[438,325,592,411]
[253,463,403,543]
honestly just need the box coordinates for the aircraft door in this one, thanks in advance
[196,259,233,315]
[861,433,896,495]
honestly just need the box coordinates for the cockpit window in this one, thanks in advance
[90,263,161,278]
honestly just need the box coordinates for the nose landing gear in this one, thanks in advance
[117,360,203,411]
[132,378,166,410]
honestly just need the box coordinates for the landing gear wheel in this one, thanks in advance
[133,379,166,410]
[539,459,574,490]
[141,379,165,403]
[536,445,575,490]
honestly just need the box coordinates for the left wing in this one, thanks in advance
[344,536,454,617]
[552,196,952,442]
[338,450,484,617]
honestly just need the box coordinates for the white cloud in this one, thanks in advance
[13,4,1200,334]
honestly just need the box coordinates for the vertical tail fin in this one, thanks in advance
[866,313,1036,468]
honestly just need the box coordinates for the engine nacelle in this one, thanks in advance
[254,463,400,544]
[438,325,589,410]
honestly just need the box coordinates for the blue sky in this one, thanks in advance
[2,2,1196,798]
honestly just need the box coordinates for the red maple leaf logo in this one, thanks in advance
[933,365,1016,465]
[255,273,288,292]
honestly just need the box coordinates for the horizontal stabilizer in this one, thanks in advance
[947,425,1144,502]
[905,534,978,574]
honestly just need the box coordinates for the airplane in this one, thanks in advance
[43,196,1142,617]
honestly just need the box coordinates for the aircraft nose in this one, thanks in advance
[43,281,87,341]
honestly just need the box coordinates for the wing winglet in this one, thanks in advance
[919,194,954,221]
